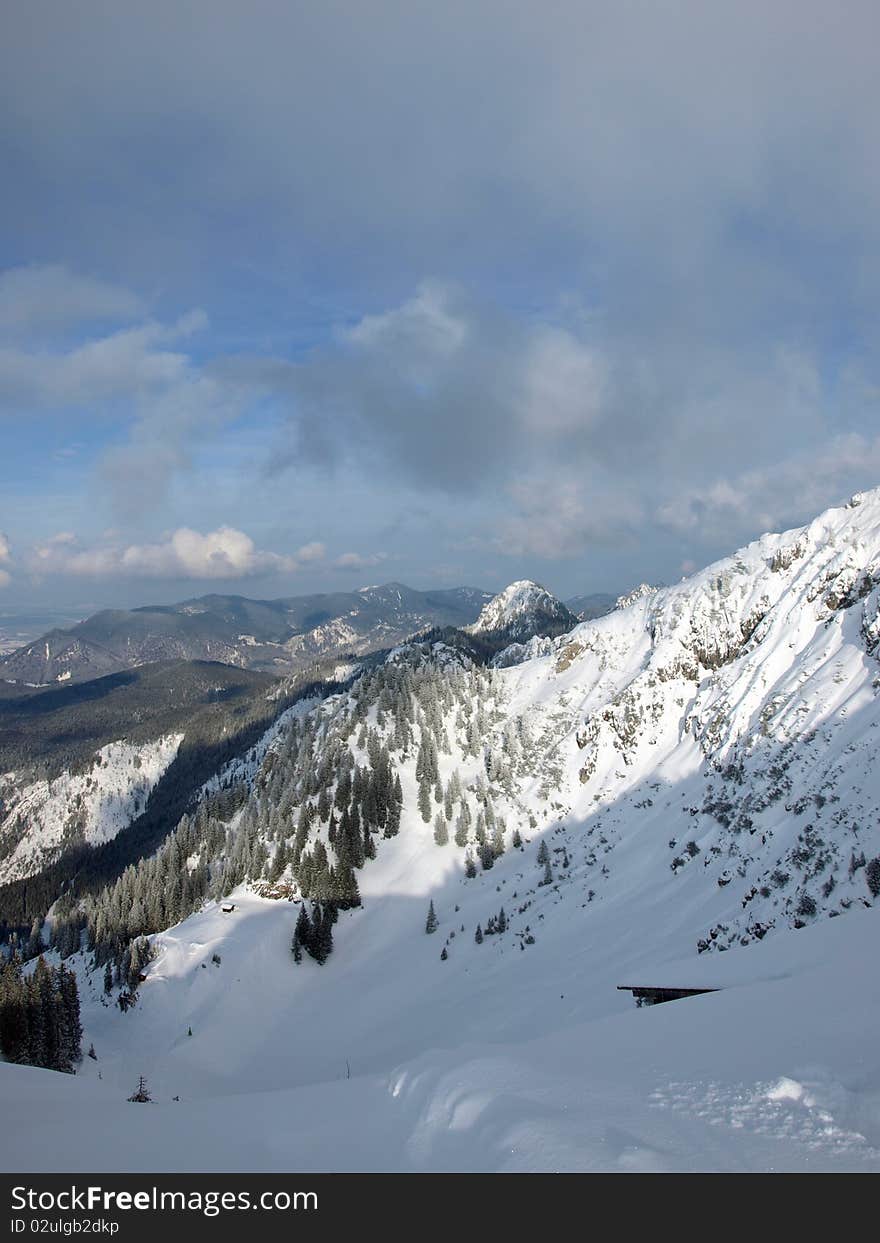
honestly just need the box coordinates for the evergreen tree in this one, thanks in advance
[26,917,45,960]
[128,1075,152,1103]
[474,924,483,944]
[454,802,471,847]
[292,903,311,963]
[309,904,334,965]
[433,813,449,846]
[57,963,82,1068]
[866,857,880,899]
[384,799,401,838]
[418,776,433,824]
[425,901,439,934]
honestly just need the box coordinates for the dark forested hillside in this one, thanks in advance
[0,661,279,782]
[0,661,343,929]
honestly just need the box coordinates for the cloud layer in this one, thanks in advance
[2,4,880,600]
[28,528,309,581]
[0,532,11,588]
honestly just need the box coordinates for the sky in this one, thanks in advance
[2,0,880,613]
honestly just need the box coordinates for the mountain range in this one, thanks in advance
[0,584,495,686]
[0,582,614,688]
[2,491,880,1171]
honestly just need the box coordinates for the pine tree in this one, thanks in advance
[26,917,45,960]
[31,957,55,1069]
[418,776,433,824]
[309,904,334,965]
[433,813,449,846]
[866,857,880,899]
[384,799,401,838]
[57,963,82,1068]
[293,903,311,963]
[362,818,376,861]
[475,924,483,944]
[425,901,439,934]
[454,801,471,847]
[128,1075,152,1103]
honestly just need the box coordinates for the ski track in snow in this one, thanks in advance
[649,1076,880,1168]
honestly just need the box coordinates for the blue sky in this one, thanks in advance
[2,0,880,610]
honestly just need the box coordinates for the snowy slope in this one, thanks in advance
[3,895,878,1172]
[0,734,183,885]
[4,488,880,1171]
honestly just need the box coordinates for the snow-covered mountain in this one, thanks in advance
[4,488,880,1171]
[0,661,294,898]
[0,584,494,686]
[0,735,184,886]
[467,579,577,641]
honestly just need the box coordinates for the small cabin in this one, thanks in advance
[618,985,718,1008]
[220,902,236,914]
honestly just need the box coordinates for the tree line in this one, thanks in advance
[0,954,82,1072]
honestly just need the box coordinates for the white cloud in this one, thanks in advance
[0,311,207,408]
[333,551,387,571]
[295,541,326,563]
[516,326,606,437]
[0,264,144,334]
[28,527,298,581]
[346,281,467,359]
[496,475,644,559]
[0,532,11,587]
[655,433,880,542]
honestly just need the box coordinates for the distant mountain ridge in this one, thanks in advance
[565,592,616,621]
[0,583,495,686]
